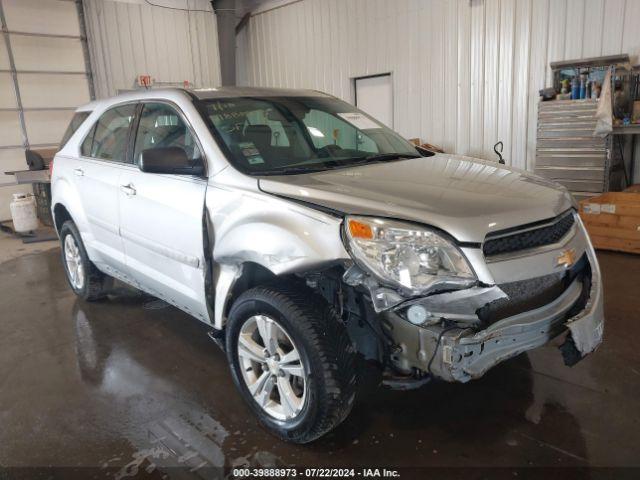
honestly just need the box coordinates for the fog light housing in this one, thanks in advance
[407,305,430,325]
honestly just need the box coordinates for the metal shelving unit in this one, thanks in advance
[534,99,626,201]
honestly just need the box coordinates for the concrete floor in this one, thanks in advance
[0,246,639,478]
[0,228,57,264]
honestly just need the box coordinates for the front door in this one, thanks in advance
[118,102,211,323]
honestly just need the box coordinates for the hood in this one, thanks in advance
[259,154,573,243]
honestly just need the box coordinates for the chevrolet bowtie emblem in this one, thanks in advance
[556,248,577,268]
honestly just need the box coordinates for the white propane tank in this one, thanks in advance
[10,193,39,233]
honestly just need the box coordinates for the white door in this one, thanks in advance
[354,74,393,128]
[119,102,210,323]
[75,103,137,276]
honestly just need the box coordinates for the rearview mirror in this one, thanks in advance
[139,147,205,176]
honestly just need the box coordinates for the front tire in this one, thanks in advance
[59,220,112,301]
[226,282,357,443]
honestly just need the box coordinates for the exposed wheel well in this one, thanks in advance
[53,203,72,234]
[224,262,279,320]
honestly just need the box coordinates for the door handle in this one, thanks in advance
[73,168,84,176]
[120,183,136,196]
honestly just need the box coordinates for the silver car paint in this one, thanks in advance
[51,87,603,383]
[259,154,573,243]
[207,165,349,329]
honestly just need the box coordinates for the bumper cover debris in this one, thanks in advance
[385,250,604,383]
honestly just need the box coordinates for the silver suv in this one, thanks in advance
[51,87,604,443]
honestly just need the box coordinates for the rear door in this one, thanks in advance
[75,103,137,278]
[119,101,210,323]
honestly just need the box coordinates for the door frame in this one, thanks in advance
[352,72,394,128]
[126,99,210,175]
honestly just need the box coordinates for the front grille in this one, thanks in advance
[477,254,589,325]
[483,211,575,257]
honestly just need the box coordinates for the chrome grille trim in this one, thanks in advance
[483,210,576,261]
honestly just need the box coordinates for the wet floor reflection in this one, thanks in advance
[72,296,289,479]
[1,249,640,476]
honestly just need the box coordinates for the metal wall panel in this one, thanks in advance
[3,0,80,35]
[83,0,221,98]
[565,0,585,59]
[10,35,85,72]
[237,0,640,183]
[526,0,549,171]
[582,0,604,58]
[0,0,93,220]
[456,0,471,156]
[19,73,90,108]
[496,0,514,164]
[0,30,9,69]
[601,0,625,55]
[24,110,75,145]
[545,0,567,87]
[511,0,531,170]
[0,111,22,145]
[0,72,14,107]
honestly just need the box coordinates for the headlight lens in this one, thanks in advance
[345,216,475,295]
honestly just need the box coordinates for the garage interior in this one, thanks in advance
[1,0,640,477]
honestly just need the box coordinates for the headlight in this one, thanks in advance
[344,216,476,296]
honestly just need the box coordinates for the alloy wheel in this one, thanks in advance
[64,234,85,290]
[237,314,307,420]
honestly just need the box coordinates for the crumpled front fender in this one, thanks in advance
[206,176,349,330]
[565,225,604,355]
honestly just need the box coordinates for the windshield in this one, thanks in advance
[199,96,427,175]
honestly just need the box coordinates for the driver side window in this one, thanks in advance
[133,103,202,165]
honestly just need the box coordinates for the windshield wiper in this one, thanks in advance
[362,153,421,163]
[250,153,421,176]
[319,153,419,169]
[251,166,330,176]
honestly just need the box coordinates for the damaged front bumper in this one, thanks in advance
[383,226,604,383]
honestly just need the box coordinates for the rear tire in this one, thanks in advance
[60,220,112,301]
[226,281,357,443]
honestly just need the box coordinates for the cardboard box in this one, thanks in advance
[579,192,640,255]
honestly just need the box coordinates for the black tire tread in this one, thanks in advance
[229,281,357,443]
[60,220,111,301]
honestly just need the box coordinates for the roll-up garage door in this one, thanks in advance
[0,0,93,220]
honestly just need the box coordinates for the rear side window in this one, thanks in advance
[80,104,136,162]
[60,111,91,149]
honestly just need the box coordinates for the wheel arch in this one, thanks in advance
[53,202,72,235]
[50,176,89,236]
[214,261,286,330]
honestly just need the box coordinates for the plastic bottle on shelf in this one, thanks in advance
[571,77,580,100]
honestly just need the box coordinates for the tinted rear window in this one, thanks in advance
[60,111,91,148]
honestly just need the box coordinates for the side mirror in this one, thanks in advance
[139,147,205,176]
